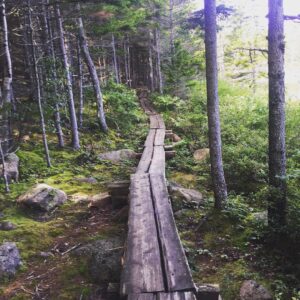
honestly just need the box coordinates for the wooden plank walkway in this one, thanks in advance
[120,88,196,299]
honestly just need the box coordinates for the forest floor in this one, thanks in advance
[0,88,298,299]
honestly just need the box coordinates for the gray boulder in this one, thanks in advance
[240,280,272,300]
[99,149,136,162]
[0,221,17,231]
[0,242,22,279]
[0,153,19,183]
[74,237,123,284]
[169,182,203,211]
[17,184,67,212]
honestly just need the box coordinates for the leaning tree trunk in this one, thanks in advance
[0,0,13,154]
[268,0,286,227]
[77,7,108,132]
[55,3,80,149]
[112,34,120,84]
[204,0,227,209]
[27,0,51,167]
[42,0,64,148]
[77,40,84,129]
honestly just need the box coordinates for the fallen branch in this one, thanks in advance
[61,243,82,256]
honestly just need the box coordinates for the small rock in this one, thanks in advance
[70,193,90,204]
[240,280,272,300]
[88,193,111,209]
[0,221,17,231]
[17,184,67,212]
[40,251,54,258]
[173,133,182,142]
[169,183,203,211]
[193,148,210,161]
[0,242,22,279]
[174,209,190,218]
[0,153,19,183]
[74,177,97,184]
[99,149,137,162]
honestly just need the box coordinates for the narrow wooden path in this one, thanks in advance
[120,88,196,300]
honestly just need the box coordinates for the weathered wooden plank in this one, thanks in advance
[154,129,165,146]
[136,146,153,173]
[156,115,165,129]
[128,294,157,300]
[157,292,196,300]
[120,174,165,295]
[150,115,160,129]
[149,146,165,175]
[149,173,195,292]
[145,129,156,147]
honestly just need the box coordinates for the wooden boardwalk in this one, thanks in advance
[120,89,196,300]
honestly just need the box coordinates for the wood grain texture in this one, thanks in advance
[145,129,156,147]
[149,146,165,175]
[120,174,165,295]
[154,129,165,146]
[150,174,195,292]
[136,146,154,173]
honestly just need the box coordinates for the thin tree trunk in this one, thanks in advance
[124,38,129,86]
[0,142,9,193]
[268,0,286,227]
[112,34,120,84]
[27,0,51,167]
[0,0,12,154]
[169,0,175,56]
[77,6,108,132]
[204,0,227,208]
[55,3,80,149]
[155,28,163,94]
[148,32,154,92]
[43,0,64,148]
[126,35,132,87]
[77,40,84,129]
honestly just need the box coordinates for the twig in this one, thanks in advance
[61,243,82,256]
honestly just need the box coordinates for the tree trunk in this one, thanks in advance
[0,0,12,154]
[124,38,129,86]
[148,31,154,92]
[155,28,163,94]
[0,142,9,193]
[268,0,286,227]
[77,6,108,132]
[169,0,175,56]
[55,3,80,149]
[27,0,51,167]
[77,39,84,129]
[112,34,120,84]
[43,0,64,148]
[204,0,227,208]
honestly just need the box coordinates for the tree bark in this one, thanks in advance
[148,31,155,92]
[112,34,120,84]
[169,0,175,56]
[27,0,51,167]
[77,6,108,132]
[0,0,12,154]
[55,3,80,149]
[43,0,65,148]
[268,0,286,227]
[0,141,9,193]
[204,0,227,208]
[77,39,84,129]
[155,28,163,94]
